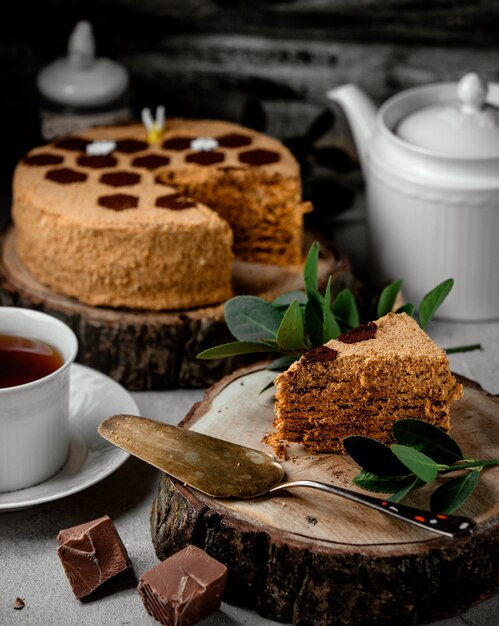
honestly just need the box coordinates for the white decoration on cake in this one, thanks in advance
[142,105,166,144]
[85,140,117,156]
[190,137,219,152]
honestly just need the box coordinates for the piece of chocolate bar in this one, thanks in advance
[138,545,227,625]
[57,515,132,599]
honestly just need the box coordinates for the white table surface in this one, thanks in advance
[1,207,498,625]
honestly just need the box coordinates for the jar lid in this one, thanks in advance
[37,21,129,108]
[395,73,499,157]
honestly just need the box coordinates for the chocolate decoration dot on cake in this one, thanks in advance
[54,137,91,152]
[338,322,378,344]
[115,138,148,154]
[216,133,253,148]
[98,194,139,210]
[57,515,132,600]
[217,166,246,172]
[100,171,141,187]
[302,345,339,364]
[239,148,281,165]
[155,194,196,210]
[131,154,171,170]
[162,136,194,151]
[23,153,64,166]
[185,151,225,166]
[45,168,88,184]
[77,155,118,169]
[138,545,227,626]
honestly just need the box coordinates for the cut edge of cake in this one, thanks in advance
[272,312,463,454]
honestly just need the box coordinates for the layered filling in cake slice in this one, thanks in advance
[273,312,463,454]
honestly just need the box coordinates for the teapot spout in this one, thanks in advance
[327,84,377,175]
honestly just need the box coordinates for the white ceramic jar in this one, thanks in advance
[328,74,499,320]
[37,21,131,140]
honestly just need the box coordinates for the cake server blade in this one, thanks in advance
[98,414,284,498]
[98,414,475,538]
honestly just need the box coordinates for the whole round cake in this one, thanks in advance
[12,119,309,311]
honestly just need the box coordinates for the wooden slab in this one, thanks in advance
[151,364,499,625]
[0,226,350,390]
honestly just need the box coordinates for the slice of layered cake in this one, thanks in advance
[273,312,463,454]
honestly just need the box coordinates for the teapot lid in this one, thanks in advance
[37,21,129,108]
[395,73,499,157]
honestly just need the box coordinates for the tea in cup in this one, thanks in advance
[0,307,78,492]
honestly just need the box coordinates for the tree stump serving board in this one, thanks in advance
[0,226,350,390]
[151,364,499,626]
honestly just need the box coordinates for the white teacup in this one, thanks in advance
[0,307,78,492]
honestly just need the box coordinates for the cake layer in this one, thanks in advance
[273,313,463,454]
[154,118,309,266]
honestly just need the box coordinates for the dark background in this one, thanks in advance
[2,0,499,228]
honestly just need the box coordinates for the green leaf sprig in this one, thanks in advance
[344,419,498,513]
[197,242,479,366]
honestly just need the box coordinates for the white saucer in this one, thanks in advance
[0,363,137,511]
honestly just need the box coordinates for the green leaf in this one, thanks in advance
[224,296,283,342]
[395,303,415,316]
[353,470,416,494]
[272,290,307,308]
[304,241,320,297]
[343,436,409,477]
[390,444,442,483]
[305,298,324,347]
[430,470,481,514]
[322,276,341,342]
[377,279,403,317]
[388,476,423,503]
[276,300,305,351]
[392,419,463,465]
[418,278,454,330]
[332,289,360,330]
[197,341,279,360]
[445,343,482,355]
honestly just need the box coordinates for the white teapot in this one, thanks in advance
[328,73,499,320]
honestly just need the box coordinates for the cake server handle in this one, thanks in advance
[268,480,475,538]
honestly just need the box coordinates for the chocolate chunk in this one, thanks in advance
[132,154,171,170]
[77,155,118,169]
[185,151,225,166]
[23,153,64,166]
[338,322,377,344]
[155,194,196,210]
[45,168,87,184]
[115,138,148,154]
[54,137,90,152]
[13,597,25,610]
[216,133,252,148]
[57,515,132,599]
[162,136,194,151]
[239,148,281,165]
[98,194,139,210]
[138,545,227,626]
[100,171,141,187]
[302,345,339,364]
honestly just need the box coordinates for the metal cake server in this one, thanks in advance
[98,414,475,538]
